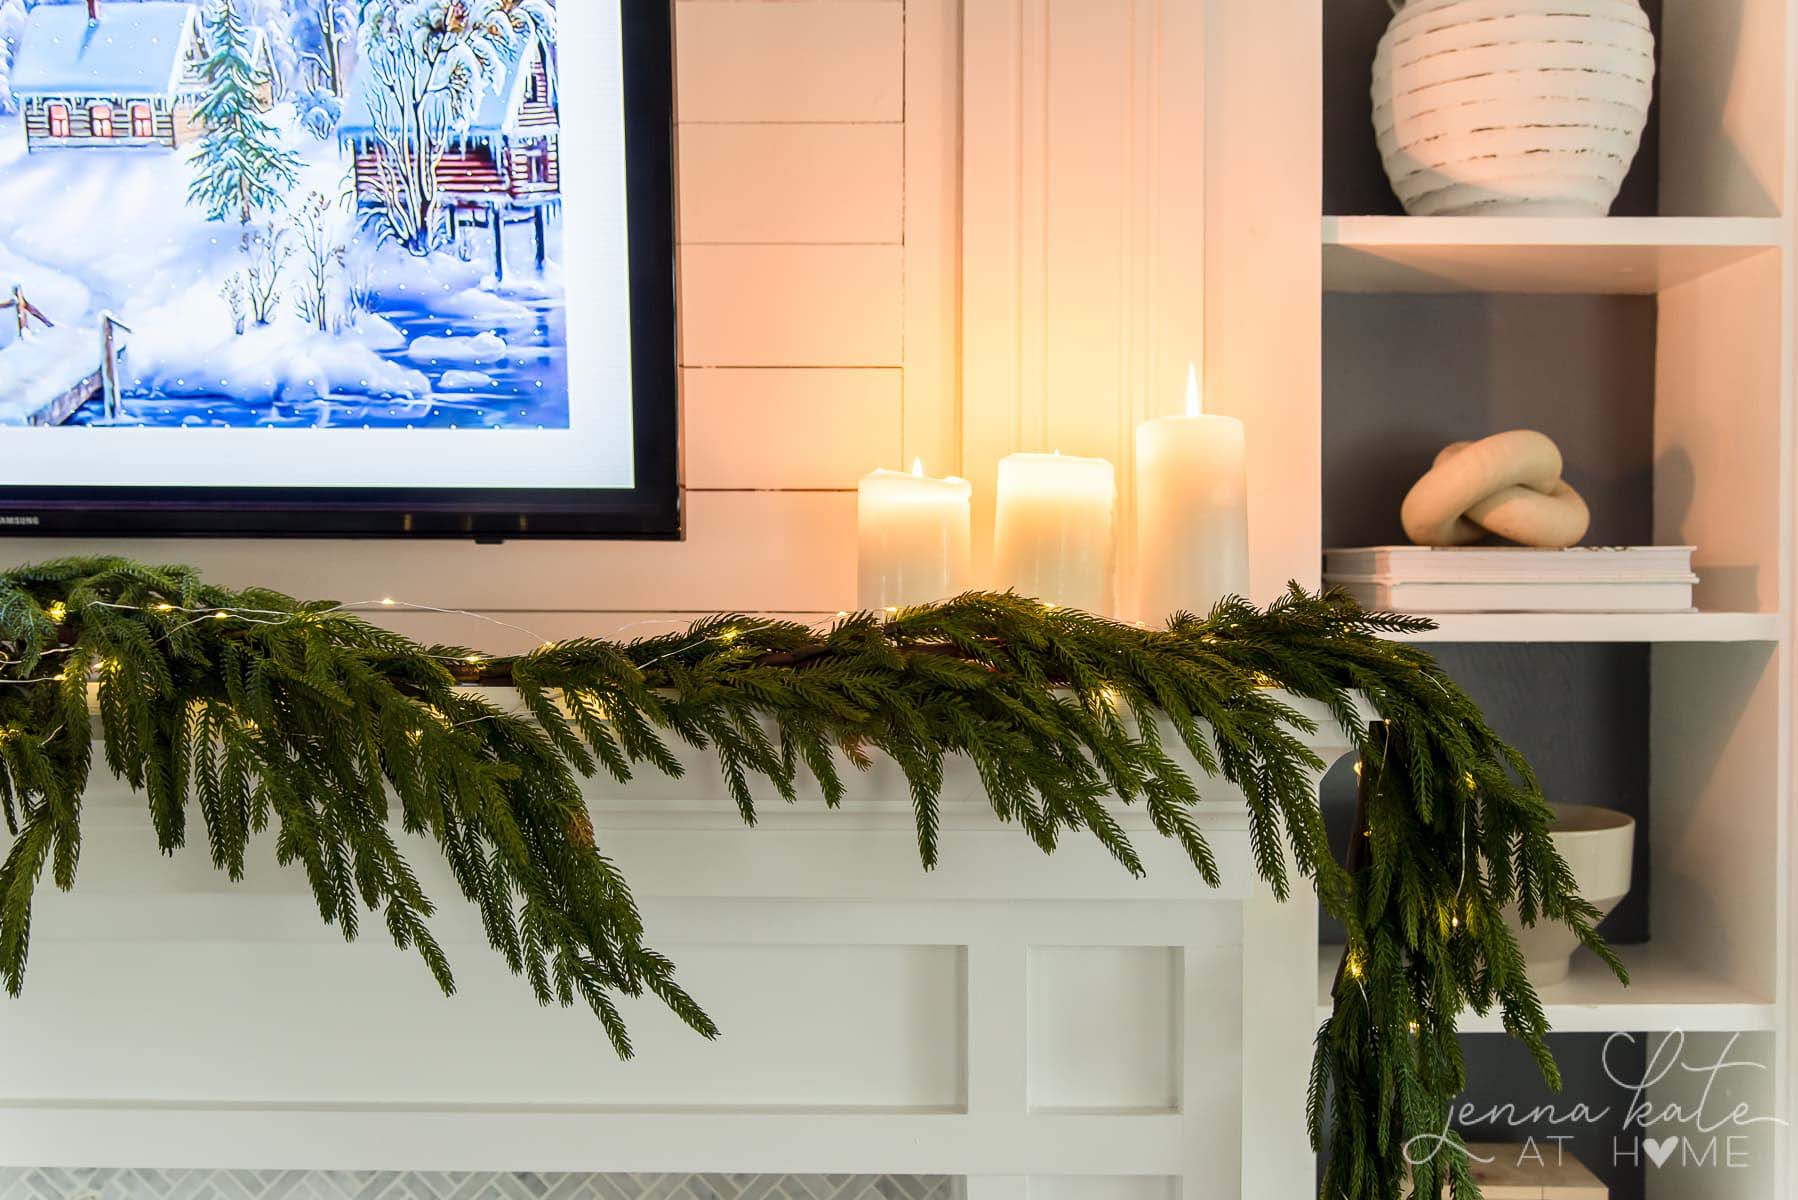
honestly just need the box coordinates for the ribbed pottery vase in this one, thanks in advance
[1373,0,1656,216]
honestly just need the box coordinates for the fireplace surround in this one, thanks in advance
[0,710,1351,1200]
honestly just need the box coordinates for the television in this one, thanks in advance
[0,0,679,539]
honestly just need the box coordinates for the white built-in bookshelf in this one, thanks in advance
[1313,2,1794,1195]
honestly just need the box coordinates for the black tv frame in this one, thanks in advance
[0,1,682,542]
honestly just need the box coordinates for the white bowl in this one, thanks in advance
[1504,804,1635,985]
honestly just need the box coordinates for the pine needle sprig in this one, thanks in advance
[0,558,1620,1200]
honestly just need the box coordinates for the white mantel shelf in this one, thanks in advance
[0,700,1356,1190]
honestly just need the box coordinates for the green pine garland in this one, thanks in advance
[0,556,1623,1200]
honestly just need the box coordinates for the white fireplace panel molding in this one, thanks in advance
[0,706,1347,1199]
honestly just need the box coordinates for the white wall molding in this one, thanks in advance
[903,0,966,478]
[1202,1,1321,599]
[958,0,1205,614]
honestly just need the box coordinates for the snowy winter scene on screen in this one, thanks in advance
[0,0,643,493]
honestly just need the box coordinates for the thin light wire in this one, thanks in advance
[336,599,555,648]
[87,600,295,619]
[0,598,775,710]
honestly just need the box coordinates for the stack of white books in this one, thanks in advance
[1323,546,1698,613]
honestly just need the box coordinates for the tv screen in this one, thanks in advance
[0,0,678,539]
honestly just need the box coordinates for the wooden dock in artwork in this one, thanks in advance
[28,370,102,426]
[0,307,131,427]
[27,366,104,426]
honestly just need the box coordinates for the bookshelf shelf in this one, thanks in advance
[1315,945,1777,1034]
[1323,216,1783,294]
[1382,611,1782,644]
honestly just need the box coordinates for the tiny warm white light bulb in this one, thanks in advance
[911,457,925,478]
[1185,362,1201,418]
[380,598,397,607]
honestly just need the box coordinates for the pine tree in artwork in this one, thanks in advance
[187,0,301,225]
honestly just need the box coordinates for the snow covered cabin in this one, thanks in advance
[11,0,274,152]
[338,35,561,215]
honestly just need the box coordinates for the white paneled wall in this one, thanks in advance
[959,1,1206,609]
[676,0,918,627]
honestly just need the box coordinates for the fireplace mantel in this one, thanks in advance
[0,699,1354,1200]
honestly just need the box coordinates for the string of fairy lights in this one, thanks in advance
[0,592,789,689]
[0,593,771,757]
[0,592,1318,714]
[1340,722,1479,1036]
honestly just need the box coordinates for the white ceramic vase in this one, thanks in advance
[1372,0,1657,216]
[1505,804,1635,984]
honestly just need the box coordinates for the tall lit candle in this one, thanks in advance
[857,458,973,610]
[993,451,1117,615]
[1135,365,1249,623]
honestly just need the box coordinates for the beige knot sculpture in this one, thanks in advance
[1401,430,1590,548]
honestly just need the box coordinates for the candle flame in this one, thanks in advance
[911,457,925,477]
[1185,363,1202,418]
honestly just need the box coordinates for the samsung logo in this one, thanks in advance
[0,516,41,526]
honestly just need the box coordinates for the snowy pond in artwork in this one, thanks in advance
[0,0,638,493]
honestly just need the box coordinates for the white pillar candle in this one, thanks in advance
[993,451,1117,615]
[1135,365,1249,623]
[857,459,973,610]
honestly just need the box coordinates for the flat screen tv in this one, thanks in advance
[0,0,678,539]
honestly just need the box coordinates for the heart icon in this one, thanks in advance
[1644,1136,1680,1167]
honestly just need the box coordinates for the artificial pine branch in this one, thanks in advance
[0,558,1621,1200]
